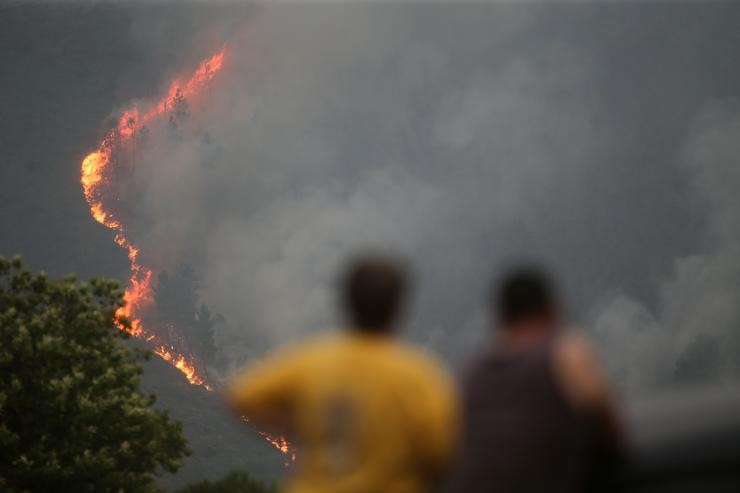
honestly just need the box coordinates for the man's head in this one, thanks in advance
[340,254,408,334]
[492,266,560,331]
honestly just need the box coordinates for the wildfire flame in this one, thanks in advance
[242,416,296,466]
[260,433,297,467]
[155,346,209,388]
[79,47,293,460]
[80,49,226,386]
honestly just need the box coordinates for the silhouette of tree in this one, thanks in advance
[167,89,189,140]
[154,265,199,334]
[172,88,189,121]
[153,264,219,367]
[193,303,221,365]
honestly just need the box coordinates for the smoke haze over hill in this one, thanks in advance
[116,3,740,397]
[2,6,740,473]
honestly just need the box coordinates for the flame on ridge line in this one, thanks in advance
[241,416,297,467]
[80,48,226,388]
[79,47,294,460]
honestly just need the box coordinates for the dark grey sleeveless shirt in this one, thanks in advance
[449,338,595,493]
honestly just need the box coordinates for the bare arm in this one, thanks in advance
[227,347,303,430]
[553,333,625,449]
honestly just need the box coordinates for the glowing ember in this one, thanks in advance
[241,416,296,466]
[155,346,212,390]
[260,433,297,467]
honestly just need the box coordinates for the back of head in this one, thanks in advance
[493,265,558,329]
[340,254,408,334]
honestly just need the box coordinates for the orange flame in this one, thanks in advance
[79,49,228,384]
[241,416,297,466]
[261,433,297,467]
[79,47,294,460]
[80,46,294,460]
[155,346,212,390]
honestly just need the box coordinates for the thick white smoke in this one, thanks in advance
[593,101,740,396]
[125,4,740,393]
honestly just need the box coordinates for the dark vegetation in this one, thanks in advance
[0,257,285,491]
[0,5,288,487]
[177,471,275,493]
[153,264,222,373]
[0,257,189,492]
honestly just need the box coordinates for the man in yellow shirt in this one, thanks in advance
[229,254,458,493]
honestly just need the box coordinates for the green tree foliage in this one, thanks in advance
[177,471,275,493]
[0,256,189,492]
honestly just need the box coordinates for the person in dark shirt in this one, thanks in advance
[449,266,623,493]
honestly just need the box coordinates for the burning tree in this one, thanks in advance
[0,257,189,492]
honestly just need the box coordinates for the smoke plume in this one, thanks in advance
[593,101,740,395]
[119,3,740,394]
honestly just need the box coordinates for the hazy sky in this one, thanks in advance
[2,2,740,398]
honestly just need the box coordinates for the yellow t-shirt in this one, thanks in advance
[229,332,458,493]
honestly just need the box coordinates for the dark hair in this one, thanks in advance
[341,254,408,333]
[493,266,557,326]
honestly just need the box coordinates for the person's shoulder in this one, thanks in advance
[552,330,611,411]
[263,331,342,364]
[390,341,453,386]
[554,331,602,375]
